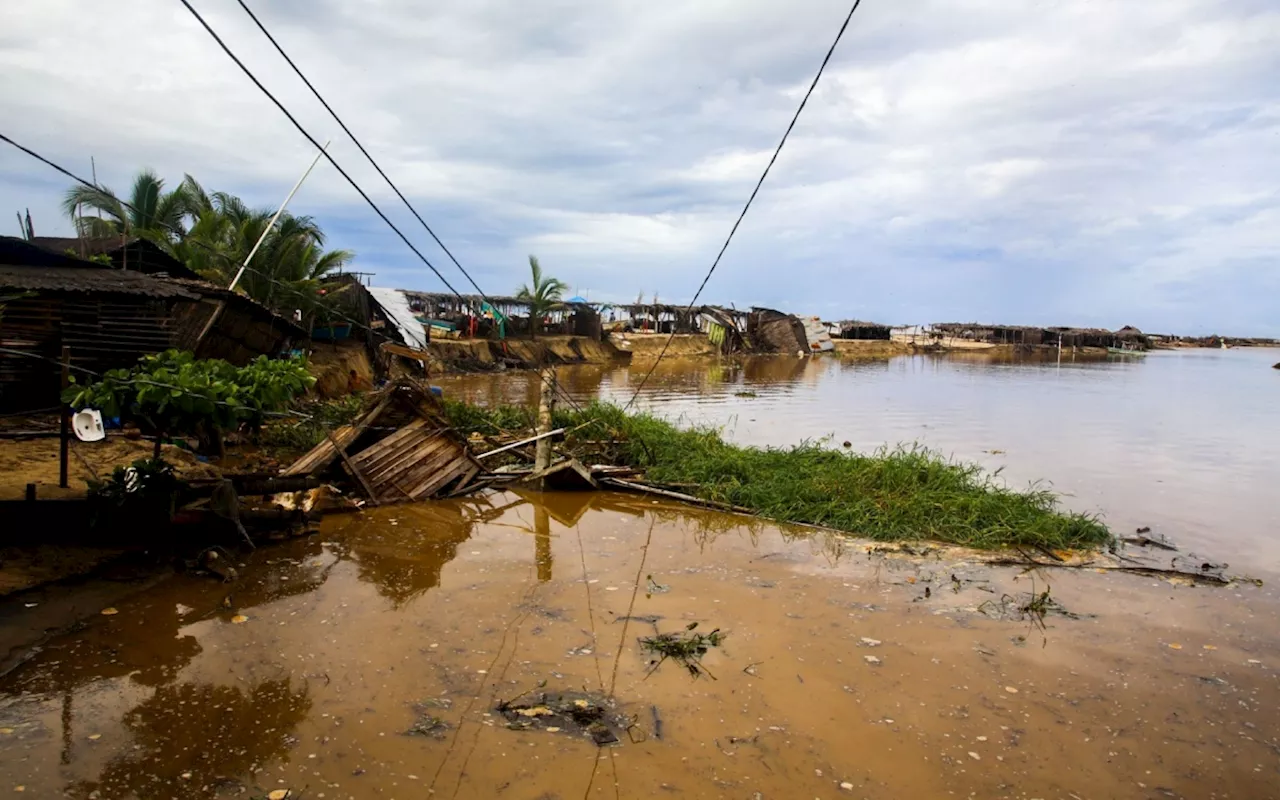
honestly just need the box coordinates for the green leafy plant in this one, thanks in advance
[64,350,314,456]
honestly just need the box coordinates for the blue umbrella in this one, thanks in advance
[566,296,589,304]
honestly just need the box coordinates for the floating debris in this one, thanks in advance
[495,691,627,746]
[405,706,451,740]
[100,608,118,616]
[639,623,725,679]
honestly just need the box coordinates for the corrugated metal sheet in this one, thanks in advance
[0,265,199,298]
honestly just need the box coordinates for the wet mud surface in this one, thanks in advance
[1,491,1277,799]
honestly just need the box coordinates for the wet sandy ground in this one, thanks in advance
[1,492,1277,799]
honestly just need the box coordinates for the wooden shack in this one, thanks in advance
[934,322,1048,346]
[29,236,203,280]
[747,307,809,354]
[834,320,892,340]
[0,236,198,412]
[169,280,308,365]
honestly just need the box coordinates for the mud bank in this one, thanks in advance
[0,492,1275,799]
[612,332,719,359]
[833,339,916,357]
[425,335,625,374]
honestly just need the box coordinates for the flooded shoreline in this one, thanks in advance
[437,347,1280,575]
[1,491,1276,798]
[2,349,1277,798]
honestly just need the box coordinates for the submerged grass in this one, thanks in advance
[442,399,1113,551]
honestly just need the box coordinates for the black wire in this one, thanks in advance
[0,129,583,415]
[232,0,488,300]
[223,0,583,414]
[175,0,465,299]
[623,0,864,410]
[0,130,400,355]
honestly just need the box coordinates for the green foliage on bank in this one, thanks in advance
[64,350,314,453]
[443,399,1113,551]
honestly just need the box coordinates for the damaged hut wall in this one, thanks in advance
[835,321,892,340]
[0,293,179,412]
[172,297,301,365]
[747,308,810,354]
[571,305,603,340]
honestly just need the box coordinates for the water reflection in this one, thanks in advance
[338,501,484,605]
[437,348,1280,572]
[73,678,311,800]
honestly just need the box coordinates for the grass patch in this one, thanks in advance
[443,399,1113,551]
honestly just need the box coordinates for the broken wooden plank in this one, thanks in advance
[407,452,474,498]
[475,428,567,460]
[398,442,471,497]
[326,428,380,506]
[282,392,394,477]
[524,457,598,491]
[600,478,750,513]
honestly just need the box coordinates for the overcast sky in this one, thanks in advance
[2,0,1277,334]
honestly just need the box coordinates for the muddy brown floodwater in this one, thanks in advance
[1,490,1278,799]
[3,350,1280,798]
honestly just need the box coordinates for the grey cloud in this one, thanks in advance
[1,0,1278,333]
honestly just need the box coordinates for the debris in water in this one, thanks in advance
[1004,686,1019,694]
[860,637,882,647]
[100,608,118,616]
[268,791,292,800]
[840,781,855,791]
[639,623,726,679]
[231,614,249,624]
[176,604,194,617]
[968,751,981,760]
[1168,643,1183,650]
[863,656,881,666]
[496,691,626,746]
[646,575,671,595]
[406,707,451,740]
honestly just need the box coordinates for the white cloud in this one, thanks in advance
[1,0,1278,334]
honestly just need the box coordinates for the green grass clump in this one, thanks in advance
[259,394,366,450]
[445,400,1113,551]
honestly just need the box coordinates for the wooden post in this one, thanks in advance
[59,346,70,488]
[534,367,556,486]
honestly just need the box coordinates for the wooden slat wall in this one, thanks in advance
[0,294,177,412]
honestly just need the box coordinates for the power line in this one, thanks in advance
[0,130,398,356]
[623,0,865,410]
[0,130,583,415]
[176,0,584,413]
[174,0,466,299]
[231,0,488,299]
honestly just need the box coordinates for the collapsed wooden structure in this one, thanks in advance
[282,380,484,504]
[747,307,810,353]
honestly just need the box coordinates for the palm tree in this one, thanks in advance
[174,181,352,315]
[61,169,194,244]
[515,255,568,339]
